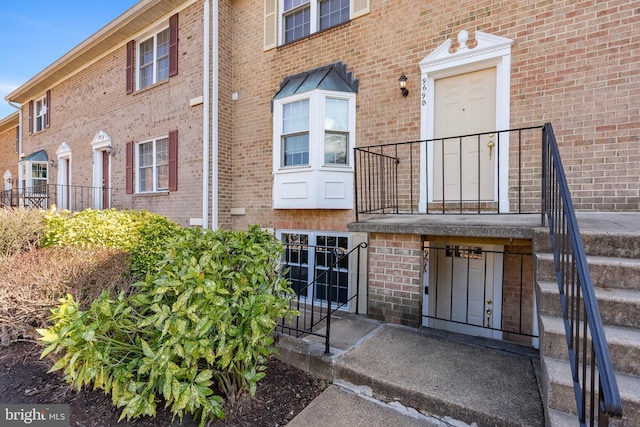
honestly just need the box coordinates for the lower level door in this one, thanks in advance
[423,242,503,340]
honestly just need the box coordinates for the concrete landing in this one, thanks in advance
[278,313,544,427]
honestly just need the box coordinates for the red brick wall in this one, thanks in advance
[229,0,640,234]
[502,244,535,346]
[367,233,423,327]
[0,118,19,191]
[19,2,205,227]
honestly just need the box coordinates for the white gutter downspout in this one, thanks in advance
[202,0,210,228]
[210,0,219,229]
[7,101,23,156]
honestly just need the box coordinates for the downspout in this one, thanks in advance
[210,0,219,229]
[7,101,22,156]
[202,0,210,228]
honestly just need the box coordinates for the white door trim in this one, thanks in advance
[90,131,112,209]
[419,30,513,213]
[56,142,72,209]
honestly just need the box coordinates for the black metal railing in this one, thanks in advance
[0,184,112,212]
[354,126,544,220]
[542,123,622,425]
[276,242,367,354]
[422,245,538,347]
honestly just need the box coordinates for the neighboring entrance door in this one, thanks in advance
[433,68,496,202]
[102,151,110,209]
[424,242,503,340]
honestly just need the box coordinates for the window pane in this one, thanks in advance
[283,134,309,166]
[156,138,168,190]
[284,6,310,43]
[281,233,310,298]
[139,167,152,192]
[156,29,169,82]
[324,132,348,165]
[319,0,350,31]
[325,98,348,131]
[139,142,153,168]
[157,57,169,82]
[283,99,309,134]
[284,0,308,11]
[156,138,168,165]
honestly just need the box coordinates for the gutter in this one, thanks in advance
[210,0,219,229]
[7,101,23,157]
[202,0,210,228]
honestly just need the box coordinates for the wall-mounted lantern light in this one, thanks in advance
[398,73,408,97]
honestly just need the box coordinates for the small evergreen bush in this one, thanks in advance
[39,226,297,426]
[42,209,182,275]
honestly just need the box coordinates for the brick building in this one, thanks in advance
[227,0,638,335]
[0,112,19,203]
[2,1,640,422]
[4,0,210,223]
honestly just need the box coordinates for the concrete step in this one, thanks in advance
[539,315,640,377]
[548,408,580,427]
[543,356,640,426]
[533,226,640,260]
[536,252,640,292]
[537,280,640,329]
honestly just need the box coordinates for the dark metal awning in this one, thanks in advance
[274,61,359,99]
[20,150,48,162]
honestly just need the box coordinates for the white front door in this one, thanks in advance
[424,242,503,340]
[433,68,497,202]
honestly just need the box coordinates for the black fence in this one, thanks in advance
[276,242,367,354]
[0,184,111,212]
[354,126,544,220]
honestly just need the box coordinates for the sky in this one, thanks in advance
[0,1,140,119]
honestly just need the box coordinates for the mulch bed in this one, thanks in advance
[0,342,328,426]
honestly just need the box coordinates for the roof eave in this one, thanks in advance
[0,111,19,133]
[5,0,190,103]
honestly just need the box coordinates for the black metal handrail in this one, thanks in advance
[276,242,367,354]
[542,123,622,425]
[0,184,112,212]
[354,126,544,220]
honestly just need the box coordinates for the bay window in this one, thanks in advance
[273,90,355,209]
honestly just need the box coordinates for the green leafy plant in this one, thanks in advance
[42,209,181,275]
[39,226,298,426]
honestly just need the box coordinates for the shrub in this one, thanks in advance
[0,208,46,262]
[42,209,182,275]
[0,246,133,345]
[39,226,298,426]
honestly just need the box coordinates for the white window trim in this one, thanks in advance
[136,25,170,90]
[278,0,350,45]
[19,162,48,192]
[135,136,169,193]
[273,89,356,174]
[277,229,351,308]
[34,95,47,133]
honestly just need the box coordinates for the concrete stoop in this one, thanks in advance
[534,216,640,426]
[276,314,544,427]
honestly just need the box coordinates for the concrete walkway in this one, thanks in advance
[278,314,544,427]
